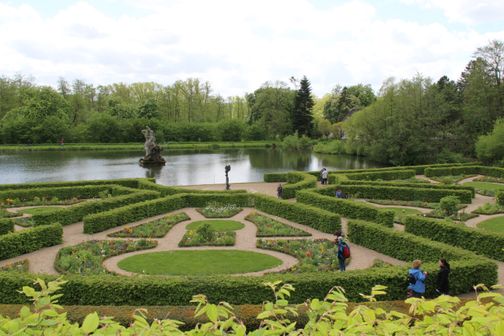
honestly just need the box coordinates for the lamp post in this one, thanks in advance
[225,164,231,190]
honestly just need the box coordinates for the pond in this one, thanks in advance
[0,148,382,185]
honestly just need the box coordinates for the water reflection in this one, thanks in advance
[0,149,382,185]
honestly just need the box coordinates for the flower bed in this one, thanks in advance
[55,239,157,275]
[0,260,29,272]
[245,212,310,237]
[257,239,339,272]
[196,202,243,218]
[179,224,236,247]
[108,212,189,238]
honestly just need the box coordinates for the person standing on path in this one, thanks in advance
[337,236,349,271]
[277,184,283,198]
[436,258,450,296]
[321,168,328,185]
[408,259,428,298]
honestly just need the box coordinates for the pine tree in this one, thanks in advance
[292,76,314,136]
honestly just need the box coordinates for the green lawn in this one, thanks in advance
[477,216,504,233]
[117,250,282,275]
[20,207,63,216]
[383,207,422,224]
[463,181,504,195]
[186,220,244,232]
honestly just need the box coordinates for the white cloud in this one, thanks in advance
[0,0,504,97]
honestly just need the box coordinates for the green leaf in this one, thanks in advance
[81,312,100,334]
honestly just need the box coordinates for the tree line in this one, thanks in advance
[0,40,503,164]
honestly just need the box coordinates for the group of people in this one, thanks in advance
[408,258,451,297]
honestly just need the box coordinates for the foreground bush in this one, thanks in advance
[0,278,502,335]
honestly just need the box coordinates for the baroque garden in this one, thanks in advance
[0,162,503,333]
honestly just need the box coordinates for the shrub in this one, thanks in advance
[281,172,317,199]
[336,169,416,181]
[217,120,245,141]
[497,190,504,206]
[404,216,504,261]
[0,178,152,191]
[336,180,475,196]
[296,190,394,227]
[263,173,287,183]
[0,185,130,202]
[183,193,254,208]
[32,190,160,226]
[0,218,15,235]
[0,224,62,260]
[138,179,247,196]
[246,212,310,237]
[197,202,242,218]
[438,196,461,216]
[254,194,341,233]
[281,133,312,151]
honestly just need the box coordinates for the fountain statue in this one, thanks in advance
[139,126,166,166]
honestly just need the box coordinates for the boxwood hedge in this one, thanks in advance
[497,191,504,206]
[138,179,247,196]
[404,216,504,261]
[330,184,473,203]
[334,180,475,196]
[0,178,153,191]
[347,219,497,296]
[281,172,317,199]
[32,190,160,226]
[0,218,15,235]
[332,169,416,182]
[253,194,341,233]
[0,223,62,260]
[424,165,504,178]
[263,173,288,183]
[296,189,394,227]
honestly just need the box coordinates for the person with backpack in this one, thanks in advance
[436,258,450,296]
[337,237,350,271]
[407,259,428,298]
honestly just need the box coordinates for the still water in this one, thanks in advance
[0,148,381,185]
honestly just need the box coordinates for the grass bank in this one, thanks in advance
[0,141,277,152]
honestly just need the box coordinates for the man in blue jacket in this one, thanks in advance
[408,259,428,298]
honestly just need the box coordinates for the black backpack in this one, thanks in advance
[408,272,416,285]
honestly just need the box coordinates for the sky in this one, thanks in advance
[1,0,504,97]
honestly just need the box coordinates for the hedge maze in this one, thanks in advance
[0,163,502,307]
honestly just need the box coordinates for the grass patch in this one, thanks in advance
[117,250,282,275]
[109,212,189,238]
[473,203,504,215]
[245,212,311,237]
[55,240,157,275]
[477,216,504,234]
[382,207,422,224]
[463,181,504,196]
[179,229,236,247]
[0,209,19,218]
[196,202,243,218]
[186,220,244,232]
[257,239,340,273]
[12,217,34,227]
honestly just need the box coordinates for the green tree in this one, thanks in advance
[292,76,314,136]
[476,118,504,163]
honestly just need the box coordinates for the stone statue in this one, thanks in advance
[139,126,166,166]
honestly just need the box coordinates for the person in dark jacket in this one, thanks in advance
[408,259,428,298]
[337,237,347,271]
[277,184,283,198]
[436,258,450,295]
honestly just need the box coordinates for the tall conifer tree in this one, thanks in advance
[292,76,314,136]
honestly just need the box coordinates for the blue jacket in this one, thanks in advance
[408,268,426,293]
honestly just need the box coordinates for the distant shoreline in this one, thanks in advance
[0,141,278,152]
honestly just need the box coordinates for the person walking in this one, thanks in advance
[408,259,428,298]
[436,258,450,296]
[321,168,328,185]
[337,237,350,271]
[277,184,283,199]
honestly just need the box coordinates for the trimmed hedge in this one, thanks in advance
[183,193,254,208]
[404,216,504,261]
[0,178,153,191]
[253,194,341,233]
[0,223,63,260]
[332,169,416,182]
[83,194,187,233]
[0,185,133,202]
[497,191,504,206]
[0,218,15,235]
[335,180,475,196]
[424,165,504,178]
[347,219,497,296]
[281,172,317,199]
[329,184,473,203]
[309,162,478,177]
[138,179,247,196]
[263,173,288,183]
[296,190,394,227]
[32,190,160,226]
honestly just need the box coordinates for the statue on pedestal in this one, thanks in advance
[139,126,166,166]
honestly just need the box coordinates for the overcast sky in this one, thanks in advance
[1,0,504,96]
